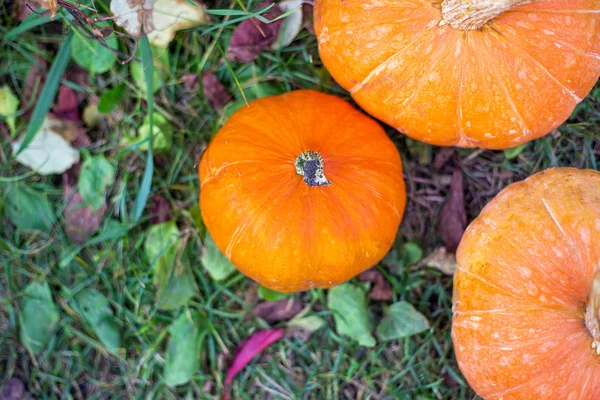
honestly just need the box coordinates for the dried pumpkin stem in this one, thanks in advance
[585,270,600,355]
[440,0,535,30]
[295,151,331,187]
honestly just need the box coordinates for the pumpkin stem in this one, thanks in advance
[439,0,534,30]
[585,270,600,355]
[295,151,331,187]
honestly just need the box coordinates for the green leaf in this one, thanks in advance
[187,204,205,237]
[327,283,375,347]
[504,143,528,160]
[72,290,120,353]
[164,311,208,387]
[0,85,20,135]
[121,113,172,152]
[17,32,73,155]
[258,286,289,302]
[98,83,126,114]
[145,221,197,310]
[71,28,118,74]
[78,155,116,210]
[3,183,55,232]
[130,60,163,96]
[376,301,430,341]
[384,241,423,268]
[19,281,60,354]
[399,242,423,266]
[286,316,326,333]
[200,231,236,281]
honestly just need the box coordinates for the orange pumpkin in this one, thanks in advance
[199,90,406,292]
[314,0,600,149]
[452,168,600,399]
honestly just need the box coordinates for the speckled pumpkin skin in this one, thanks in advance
[452,168,600,399]
[199,90,406,293]
[314,0,600,149]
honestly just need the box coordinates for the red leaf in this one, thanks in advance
[439,169,467,253]
[149,195,172,225]
[181,73,199,92]
[0,378,24,400]
[358,268,393,301]
[202,71,232,111]
[63,166,107,243]
[223,329,283,399]
[226,2,284,63]
[52,85,81,123]
[253,298,301,324]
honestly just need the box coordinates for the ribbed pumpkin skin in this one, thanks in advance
[452,168,600,399]
[199,90,406,293]
[314,1,600,149]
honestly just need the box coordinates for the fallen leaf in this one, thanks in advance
[301,3,314,34]
[52,85,80,123]
[224,329,283,400]
[121,113,172,151]
[285,315,326,342]
[78,155,116,210]
[420,247,458,275]
[439,168,467,253]
[164,311,208,387]
[149,195,172,224]
[258,285,289,302]
[64,66,89,103]
[4,182,56,232]
[12,117,80,175]
[71,290,120,353]
[71,24,119,74]
[271,0,303,50]
[433,148,455,171]
[148,0,208,47]
[110,0,208,47]
[200,231,236,281]
[110,0,154,37]
[0,86,20,136]
[145,221,198,310]
[181,73,199,91]
[19,281,60,354]
[0,378,24,400]
[327,283,376,347]
[358,268,393,302]
[253,298,302,324]
[98,83,126,114]
[82,102,100,128]
[226,2,284,63]
[23,56,47,105]
[63,167,107,243]
[376,301,429,341]
[201,71,232,111]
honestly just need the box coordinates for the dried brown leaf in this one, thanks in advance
[253,298,302,324]
[420,247,457,275]
[439,168,467,253]
[226,2,284,63]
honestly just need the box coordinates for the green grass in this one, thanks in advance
[1,1,600,399]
